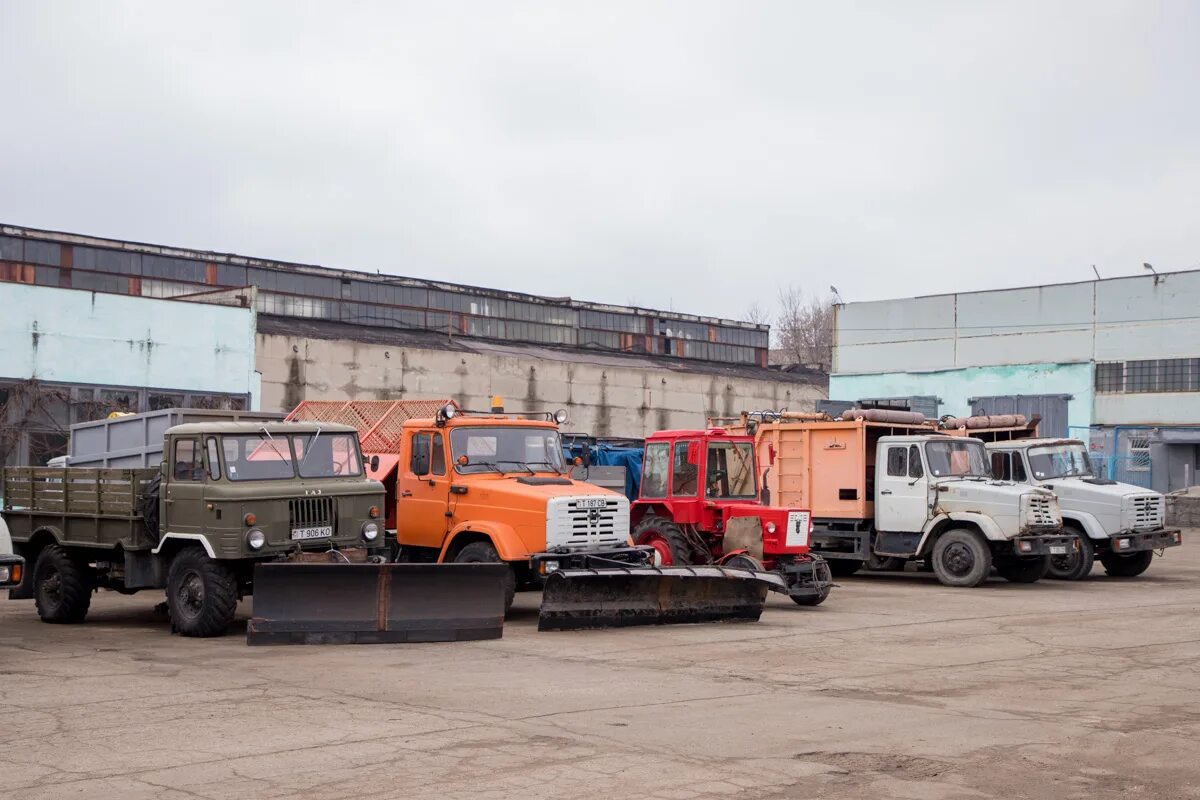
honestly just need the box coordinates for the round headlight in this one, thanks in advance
[442,403,457,419]
[246,529,266,550]
[362,522,379,541]
[553,409,569,425]
[766,521,777,534]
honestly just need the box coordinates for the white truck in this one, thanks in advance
[986,438,1183,580]
[0,517,24,591]
[746,411,1079,587]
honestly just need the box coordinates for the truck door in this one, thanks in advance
[875,442,929,533]
[163,435,206,538]
[396,430,451,550]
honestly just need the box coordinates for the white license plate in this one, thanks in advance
[1049,545,1066,555]
[291,526,333,541]
[575,498,608,509]
[785,511,811,548]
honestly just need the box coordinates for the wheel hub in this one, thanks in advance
[641,533,674,566]
[943,542,975,575]
[177,571,205,618]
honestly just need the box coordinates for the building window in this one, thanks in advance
[1127,436,1151,472]
[1095,358,1200,394]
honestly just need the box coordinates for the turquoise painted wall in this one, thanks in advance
[829,362,1094,429]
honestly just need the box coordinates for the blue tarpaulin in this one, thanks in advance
[564,444,643,501]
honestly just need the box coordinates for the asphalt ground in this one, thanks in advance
[1,539,1197,800]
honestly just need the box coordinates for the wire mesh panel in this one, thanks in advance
[285,400,455,453]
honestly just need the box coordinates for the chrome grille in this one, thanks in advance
[1129,495,1163,530]
[546,496,629,550]
[288,497,336,530]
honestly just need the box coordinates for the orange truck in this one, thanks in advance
[286,399,786,628]
[730,409,1076,587]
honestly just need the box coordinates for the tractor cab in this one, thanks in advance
[630,428,822,602]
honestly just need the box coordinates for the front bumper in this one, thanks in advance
[531,545,654,573]
[0,554,23,588]
[1109,528,1182,553]
[776,555,834,599]
[1011,533,1078,557]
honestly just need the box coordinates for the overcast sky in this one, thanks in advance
[1,2,1196,322]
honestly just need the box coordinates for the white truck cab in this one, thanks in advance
[0,517,24,589]
[986,439,1182,580]
[873,435,1076,587]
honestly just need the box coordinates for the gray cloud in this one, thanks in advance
[1,1,1196,319]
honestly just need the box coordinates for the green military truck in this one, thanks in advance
[4,420,386,637]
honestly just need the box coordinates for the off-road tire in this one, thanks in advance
[632,515,692,566]
[1100,549,1154,578]
[166,547,238,637]
[931,529,992,587]
[995,555,1049,583]
[454,541,517,612]
[1047,528,1094,581]
[827,558,863,577]
[33,545,92,623]
[789,556,832,607]
[140,473,162,542]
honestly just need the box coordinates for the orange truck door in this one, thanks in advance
[396,430,452,549]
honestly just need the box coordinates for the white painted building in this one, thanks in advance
[830,269,1200,492]
[0,282,258,466]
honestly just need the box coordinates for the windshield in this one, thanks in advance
[925,440,991,478]
[222,434,295,481]
[1028,443,1093,479]
[706,441,757,499]
[294,432,363,478]
[450,426,566,474]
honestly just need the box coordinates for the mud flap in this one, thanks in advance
[247,562,508,645]
[538,566,788,631]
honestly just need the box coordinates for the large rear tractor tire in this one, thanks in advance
[995,555,1050,583]
[827,559,863,577]
[1100,549,1154,578]
[454,541,517,612]
[931,529,992,587]
[632,515,692,566]
[1046,530,1094,581]
[166,547,238,637]
[33,545,93,624]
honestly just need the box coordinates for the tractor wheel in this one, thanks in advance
[33,545,93,624]
[632,516,692,566]
[1100,549,1154,578]
[827,559,863,577]
[931,529,992,587]
[1047,529,1094,580]
[995,555,1049,583]
[166,547,238,637]
[454,541,517,611]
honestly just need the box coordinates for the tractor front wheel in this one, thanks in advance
[632,516,692,566]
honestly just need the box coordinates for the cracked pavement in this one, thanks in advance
[2,541,1198,799]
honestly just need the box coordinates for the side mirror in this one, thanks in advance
[686,440,700,465]
[370,454,380,472]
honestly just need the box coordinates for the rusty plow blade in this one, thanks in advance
[247,563,508,645]
[538,566,788,631]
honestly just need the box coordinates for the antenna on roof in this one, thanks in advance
[1091,264,1101,280]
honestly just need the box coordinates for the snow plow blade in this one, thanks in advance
[538,566,788,631]
[247,562,508,645]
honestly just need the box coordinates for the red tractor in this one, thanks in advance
[630,427,833,606]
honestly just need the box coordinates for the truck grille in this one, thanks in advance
[1025,494,1059,529]
[289,497,336,531]
[547,496,630,550]
[1128,495,1163,530]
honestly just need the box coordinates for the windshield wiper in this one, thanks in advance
[258,427,291,463]
[493,460,535,475]
[297,425,321,471]
[464,461,504,474]
[525,460,566,475]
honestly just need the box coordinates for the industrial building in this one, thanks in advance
[0,224,825,464]
[829,268,1200,492]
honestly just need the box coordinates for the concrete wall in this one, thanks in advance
[829,362,1094,428]
[256,332,826,438]
[0,282,259,401]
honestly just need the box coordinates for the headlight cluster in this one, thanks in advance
[246,529,266,550]
[362,522,379,541]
